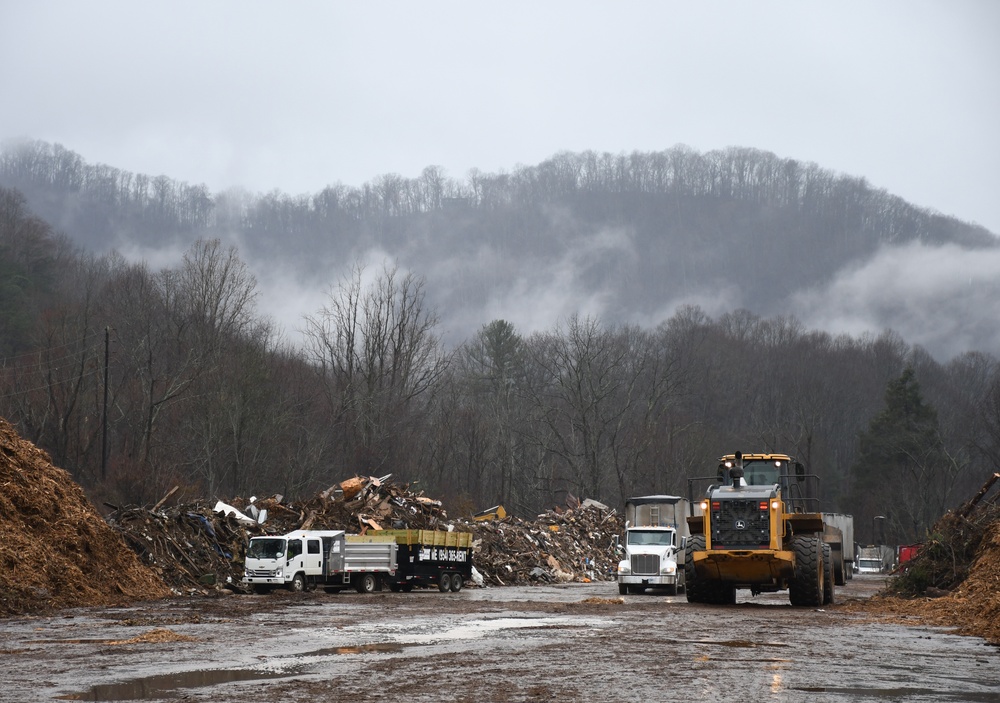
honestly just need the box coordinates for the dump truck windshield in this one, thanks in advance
[627,529,675,546]
[247,538,285,559]
[743,460,781,486]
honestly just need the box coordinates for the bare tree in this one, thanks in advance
[303,263,449,475]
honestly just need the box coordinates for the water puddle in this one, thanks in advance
[59,615,598,700]
[56,667,299,701]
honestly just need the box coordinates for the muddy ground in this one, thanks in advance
[1,575,996,703]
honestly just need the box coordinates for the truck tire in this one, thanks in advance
[450,573,463,592]
[356,573,379,594]
[789,535,823,607]
[618,583,628,596]
[685,535,708,603]
[832,545,846,586]
[438,573,452,592]
[288,573,306,593]
[823,543,835,605]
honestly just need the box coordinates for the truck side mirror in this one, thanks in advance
[680,536,688,550]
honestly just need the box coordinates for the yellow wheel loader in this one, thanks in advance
[685,451,841,606]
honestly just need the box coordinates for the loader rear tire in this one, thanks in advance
[823,543,835,605]
[789,535,824,607]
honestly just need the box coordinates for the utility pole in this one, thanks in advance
[102,326,109,480]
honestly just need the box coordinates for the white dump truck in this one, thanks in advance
[244,528,474,594]
[616,495,695,595]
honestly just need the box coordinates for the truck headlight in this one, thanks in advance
[661,562,676,575]
[617,560,630,575]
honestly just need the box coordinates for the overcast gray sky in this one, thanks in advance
[2,1,999,235]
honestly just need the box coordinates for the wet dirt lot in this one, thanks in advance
[1,575,997,703]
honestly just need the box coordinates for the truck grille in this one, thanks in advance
[712,499,770,549]
[630,554,660,575]
[247,568,278,577]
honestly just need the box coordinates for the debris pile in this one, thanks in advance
[463,499,622,586]
[0,417,170,616]
[105,476,624,593]
[870,472,1000,643]
[886,473,1000,598]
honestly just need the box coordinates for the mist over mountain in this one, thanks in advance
[2,138,996,360]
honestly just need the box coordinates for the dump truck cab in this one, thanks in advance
[685,452,835,606]
[616,495,697,595]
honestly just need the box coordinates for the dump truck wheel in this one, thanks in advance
[288,573,306,593]
[823,543,835,605]
[389,582,401,592]
[356,573,378,594]
[438,573,452,592]
[789,535,823,607]
[450,573,463,592]
[685,535,708,603]
[618,583,628,595]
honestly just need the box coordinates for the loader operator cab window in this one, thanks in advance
[744,460,781,487]
[627,530,676,546]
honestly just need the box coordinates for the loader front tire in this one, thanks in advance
[789,535,824,607]
[685,535,708,603]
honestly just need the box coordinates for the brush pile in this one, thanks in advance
[872,472,1000,643]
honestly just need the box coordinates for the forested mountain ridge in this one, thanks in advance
[1,138,998,551]
[2,139,996,357]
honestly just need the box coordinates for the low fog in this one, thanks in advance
[243,236,999,363]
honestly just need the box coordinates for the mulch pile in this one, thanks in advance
[860,472,1000,644]
[0,417,170,616]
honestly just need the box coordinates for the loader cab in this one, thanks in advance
[716,452,815,513]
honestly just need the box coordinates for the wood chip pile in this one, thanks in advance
[0,417,170,616]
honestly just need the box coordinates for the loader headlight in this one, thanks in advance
[617,560,630,575]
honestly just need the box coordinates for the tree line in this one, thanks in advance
[2,184,999,548]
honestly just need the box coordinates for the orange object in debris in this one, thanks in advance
[339,477,364,500]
